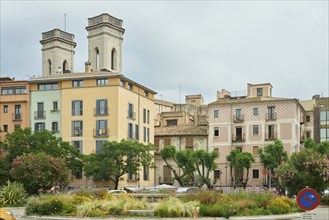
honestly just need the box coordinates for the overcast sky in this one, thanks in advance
[1,0,328,103]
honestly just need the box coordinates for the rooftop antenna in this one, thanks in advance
[64,13,67,31]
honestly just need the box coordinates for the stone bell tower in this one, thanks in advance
[40,29,76,76]
[86,13,125,73]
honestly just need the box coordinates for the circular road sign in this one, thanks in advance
[296,187,320,211]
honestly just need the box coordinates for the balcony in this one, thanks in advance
[233,115,244,123]
[94,128,109,138]
[34,111,46,119]
[266,113,277,121]
[12,113,22,121]
[232,133,246,142]
[265,132,277,141]
[94,107,109,116]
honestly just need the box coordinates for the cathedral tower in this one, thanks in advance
[86,13,125,73]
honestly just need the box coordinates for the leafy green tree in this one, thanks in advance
[276,148,329,196]
[4,128,82,175]
[235,152,255,189]
[226,149,241,189]
[304,138,329,158]
[258,140,288,190]
[83,140,154,189]
[0,157,11,184]
[160,146,218,188]
[10,152,69,194]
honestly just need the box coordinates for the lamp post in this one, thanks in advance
[225,163,228,191]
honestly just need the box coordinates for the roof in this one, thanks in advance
[28,72,157,94]
[155,124,208,136]
[208,96,298,105]
[299,99,315,111]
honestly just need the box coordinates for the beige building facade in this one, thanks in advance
[0,77,30,141]
[208,83,305,187]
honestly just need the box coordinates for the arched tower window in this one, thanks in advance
[63,60,68,73]
[111,48,117,71]
[95,48,100,70]
[48,60,52,75]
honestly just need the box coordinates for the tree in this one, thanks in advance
[83,140,154,189]
[235,152,255,189]
[226,149,241,189]
[276,148,329,197]
[10,152,69,194]
[160,146,218,188]
[258,140,288,190]
[4,128,83,175]
[0,157,10,185]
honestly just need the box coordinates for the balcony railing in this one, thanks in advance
[233,115,244,123]
[94,128,109,138]
[127,111,136,120]
[265,132,277,141]
[12,113,22,121]
[34,111,46,119]
[94,107,109,116]
[232,133,246,142]
[266,113,277,121]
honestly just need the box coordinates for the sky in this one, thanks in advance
[1,0,328,104]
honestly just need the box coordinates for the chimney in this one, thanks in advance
[85,61,91,74]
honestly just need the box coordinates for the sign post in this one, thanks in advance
[296,187,320,211]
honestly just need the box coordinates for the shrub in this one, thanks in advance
[199,203,238,218]
[154,196,199,218]
[321,194,329,206]
[76,200,107,217]
[72,187,95,198]
[0,181,27,207]
[182,190,223,204]
[93,188,107,199]
[267,197,291,214]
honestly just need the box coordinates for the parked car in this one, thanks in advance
[108,190,127,194]
[175,187,200,194]
[0,208,16,220]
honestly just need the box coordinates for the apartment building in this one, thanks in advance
[28,13,156,188]
[154,95,208,186]
[0,77,30,141]
[208,83,305,187]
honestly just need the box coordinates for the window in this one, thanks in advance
[120,80,125,87]
[164,138,171,146]
[128,103,134,119]
[214,127,219,137]
[143,165,149,181]
[3,105,8,113]
[135,125,139,140]
[96,120,108,137]
[52,122,59,132]
[267,107,276,120]
[144,90,149,97]
[48,59,52,74]
[97,79,108,86]
[96,140,106,153]
[14,124,21,129]
[167,119,177,126]
[253,170,259,179]
[257,88,263,97]
[214,110,219,118]
[1,87,26,95]
[128,171,137,181]
[128,83,133,90]
[72,80,83,87]
[95,48,100,70]
[253,108,258,116]
[320,128,329,142]
[306,115,311,122]
[143,109,150,124]
[128,122,134,139]
[72,100,83,116]
[143,127,149,142]
[267,125,275,140]
[96,99,108,115]
[143,109,147,123]
[63,60,68,73]
[253,146,259,155]
[306,131,311,139]
[3,125,8,132]
[72,121,83,137]
[186,137,193,150]
[35,102,45,119]
[38,83,58,90]
[253,125,259,135]
[53,101,58,111]
[72,141,83,153]
[34,123,45,132]
[14,105,21,120]
[236,109,242,120]
[111,48,117,70]
[214,169,221,179]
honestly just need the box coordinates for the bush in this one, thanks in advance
[76,200,107,217]
[154,196,199,217]
[321,194,329,206]
[182,190,223,204]
[0,181,27,207]
[267,197,291,214]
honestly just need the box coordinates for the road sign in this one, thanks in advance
[297,187,320,211]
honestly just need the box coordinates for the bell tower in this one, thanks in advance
[40,29,76,76]
[86,13,125,73]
